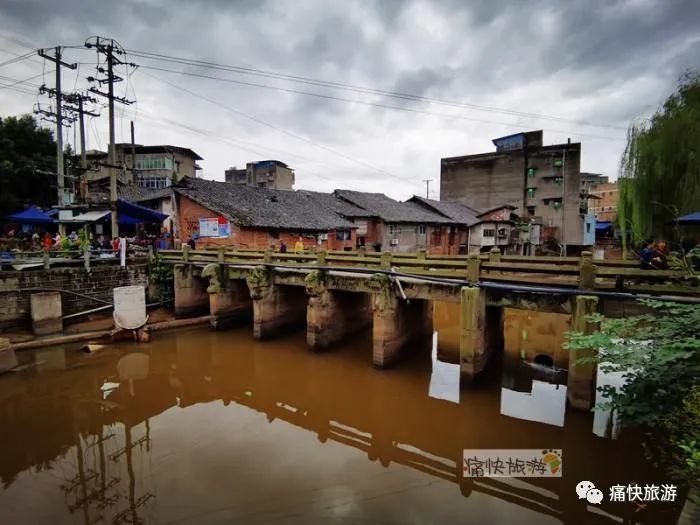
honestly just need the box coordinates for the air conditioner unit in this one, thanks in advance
[390,238,399,246]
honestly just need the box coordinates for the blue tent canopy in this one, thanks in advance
[675,211,700,225]
[595,221,612,231]
[117,199,168,223]
[6,206,56,224]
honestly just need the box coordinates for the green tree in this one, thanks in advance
[566,300,700,489]
[0,114,57,216]
[619,73,700,251]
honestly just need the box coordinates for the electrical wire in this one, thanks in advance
[140,69,424,189]
[137,64,625,142]
[127,48,627,132]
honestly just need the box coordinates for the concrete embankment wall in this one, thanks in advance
[0,264,149,330]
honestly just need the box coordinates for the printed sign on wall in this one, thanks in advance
[199,217,231,238]
[199,218,219,237]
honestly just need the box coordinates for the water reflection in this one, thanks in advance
[0,320,683,524]
[428,332,460,404]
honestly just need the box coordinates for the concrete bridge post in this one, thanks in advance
[246,266,307,340]
[459,286,503,384]
[370,274,432,368]
[305,270,372,350]
[567,295,600,410]
[202,263,252,330]
[173,263,209,318]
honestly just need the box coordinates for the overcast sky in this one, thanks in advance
[1,0,698,200]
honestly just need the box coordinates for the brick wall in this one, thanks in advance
[0,264,149,330]
[178,194,356,251]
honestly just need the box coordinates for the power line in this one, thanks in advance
[125,107,364,190]
[139,69,423,189]
[137,63,624,142]
[127,47,627,132]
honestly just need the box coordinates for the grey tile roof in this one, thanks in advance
[118,185,172,203]
[298,190,375,218]
[174,178,356,231]
[333,190,457,224]
[407,196,481,225]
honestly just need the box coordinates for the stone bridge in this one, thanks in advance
[167,246,678,411]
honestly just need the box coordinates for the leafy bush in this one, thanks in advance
[149,253,174,305]
[566,300,700,487]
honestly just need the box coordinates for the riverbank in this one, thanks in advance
[1,308,211,351]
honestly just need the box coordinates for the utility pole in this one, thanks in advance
[65,92,100,199]
[37,47,77,214]
[85,37,135,238]
[130,121,136,184]
[560,144,567,257]
[422,178,433,199]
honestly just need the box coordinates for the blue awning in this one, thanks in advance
[675,211,700,225]
[117,199,168,223]
[6,206,56,224]
[595,221,612,231]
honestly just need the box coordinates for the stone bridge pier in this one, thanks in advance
[246,267,308,340]
[459,287,504,384]
[202,264,252,330]
[370,275,433,368]
[305,270,373,350]
[173,264,210,318]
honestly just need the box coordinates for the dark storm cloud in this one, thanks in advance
[1,0,699,197]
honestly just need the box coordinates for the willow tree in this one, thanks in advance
[619,73,700,253]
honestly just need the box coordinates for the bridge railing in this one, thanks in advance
[0,247,151,271]
[158,247,699,296]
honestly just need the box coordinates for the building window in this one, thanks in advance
[138,176,171,189]
[554,177,563,186]
[483,228,496,237]
[135,157,174,171]
[416,225,426,234]
[527,187,536,199]
[269,231,279,240]
[527,206,536,215]
[335,229,351,241]
[553,200,562,210]
[527,167,537,178]
[389,224,402,236]
[553,158,563,168]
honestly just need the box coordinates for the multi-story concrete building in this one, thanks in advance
[580,172,609,193]
[440,130,595,253]
[588,181,618,222]
[85,144,203,192]
[225,160,295,190]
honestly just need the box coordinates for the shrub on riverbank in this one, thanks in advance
[566,300,700,490]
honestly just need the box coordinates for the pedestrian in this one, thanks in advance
[651,240,668,269]
[186,235,196,250]
[31,231,40,251]
[280,240,287,253]
[294,236,304,254]
[112,237,121,254]
[639,240,654,269]
[42,232,53,251]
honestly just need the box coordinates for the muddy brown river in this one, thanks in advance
[0,306,684,524]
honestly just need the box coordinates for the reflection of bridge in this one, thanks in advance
[0,333,682,524]
[162,247,698,412]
